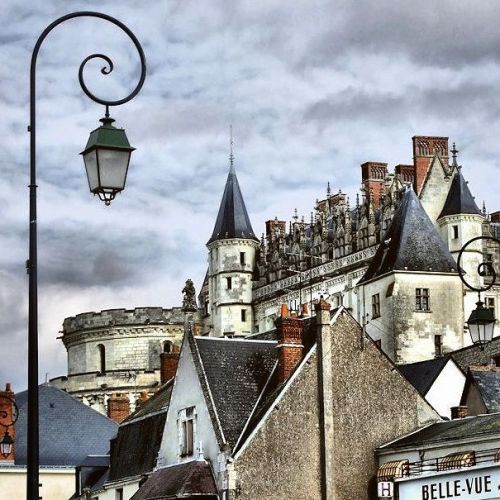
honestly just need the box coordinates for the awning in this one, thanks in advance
[377,460,409,481]
[438,451,475,471]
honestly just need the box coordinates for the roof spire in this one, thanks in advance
[451,142,459,168]
[293,208,298,222]
[327,181,331,196]
[229,124,234,173]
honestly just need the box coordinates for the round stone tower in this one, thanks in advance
[205,160,259,337]
[50,307,185,415]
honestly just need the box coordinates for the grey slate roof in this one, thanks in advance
[438,170,482,219]
[108,381,173,482]
[359,186,457,284]
[379,413,500,450]
[207,165,258,244]
[193,337,277,448]
[468,369,500,413]
[399,357,450,396]
[130,460,218,500]
[15,384,117,466]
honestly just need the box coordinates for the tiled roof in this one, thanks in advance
[193,337,277,448]
[14,384,117,466]
[379,413,500,450]
[438,170,482,219]
[399,357,450,396]
[108,382,173,482]
[130,460,218,500]
[207,165,258,244]
[469,369,500,413]
[359,187,457,283]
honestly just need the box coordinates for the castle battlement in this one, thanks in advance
[62,307,185,334]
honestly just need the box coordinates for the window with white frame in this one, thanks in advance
[415,288,430,311]
[178,406,196,457]
[485,297,495,316]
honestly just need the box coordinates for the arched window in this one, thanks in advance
[163,341,173,353]
[97,344,106,374]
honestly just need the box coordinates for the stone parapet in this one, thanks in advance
[62,307,187,335]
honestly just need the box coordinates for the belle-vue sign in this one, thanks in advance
[398,465,500,500]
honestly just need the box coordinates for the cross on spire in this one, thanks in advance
[229,124,234,172]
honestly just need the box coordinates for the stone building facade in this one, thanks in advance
[201,135,500,365]
[50,307,186,415]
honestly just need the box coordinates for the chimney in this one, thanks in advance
[412,136,449,194]
[107,393,130,423]
[361,162,388,208]
[265,218,286,242]
[451,406,468,419]
[135,390,149,410]
[395,164,414,185]
[276,306,304,384]
[490,211,500,223]
[0,383,15,462]
[161,351,180,385]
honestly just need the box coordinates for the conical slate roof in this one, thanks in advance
[438,170,482,219]
[208,165,258,244]
[359,186,457,284]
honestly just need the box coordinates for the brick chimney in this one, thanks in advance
[451,405,468,419]
[107,393,130,423]
[490,211,500,223]
[135,390,149,410]
[395,164,414,185]
[412,136,449,194]
[265,218,287,242]
[276,306,304,384]
[361,162,388,208]
[160,351,180,385]
[0,383,15,462]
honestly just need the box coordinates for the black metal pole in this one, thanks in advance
[27,12,146,499]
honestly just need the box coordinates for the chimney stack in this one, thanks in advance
[135,390,149,410]
[451,406,468,419]
[161,350,180,385]
[0,383,15,463]
[276,306,304,384]
[412,136,449,194]
[107,393,130,423]
[395,164,415,185]
[361,162,388,209]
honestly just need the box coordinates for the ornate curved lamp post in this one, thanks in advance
[27,12,146,499]
[0,395,19,459]
[457,236,499,349]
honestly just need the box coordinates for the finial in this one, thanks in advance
[229,125,234,172]
[483,201,487,215]
[327,181,331,196]
[356,193,360,208]
[301,215,305,223]
[310,211,314,225]
[293,208,298,221]
[451,142,459,167]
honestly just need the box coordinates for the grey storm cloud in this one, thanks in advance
[2,0,500,391]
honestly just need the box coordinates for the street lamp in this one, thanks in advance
[27,12,146,500]
[457,236,499,349]
[0,394,19,459]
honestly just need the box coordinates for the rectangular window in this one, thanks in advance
[416,288,430,311]
[115,489,123,500]
[241,309,247,322]
[226,277,232,290]
[178,407,195,457]
[434,334,443,357]
[486,297,495,315]
[452,225,459,239]
[372,293,380,319]
[240,252,246,265]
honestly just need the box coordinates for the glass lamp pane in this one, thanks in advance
[485,322,495,343]
[0,441,11,457]
[83,150,99,191]
[468,323,481,345]
[96,149,131,190]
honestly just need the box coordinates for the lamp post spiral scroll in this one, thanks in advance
[28,12,146,499]
[457,236,499,349]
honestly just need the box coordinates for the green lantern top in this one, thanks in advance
[81,116,135,155]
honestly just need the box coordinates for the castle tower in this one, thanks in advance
[437,168,484,324]
[206,158,259,337]
[358,186,464,363]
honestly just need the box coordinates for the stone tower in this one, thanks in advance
[206,160,259,337]
[437,167,485,322]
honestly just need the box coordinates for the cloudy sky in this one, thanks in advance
[2,0,500,391]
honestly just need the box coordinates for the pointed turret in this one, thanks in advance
[438,170,481,219]
[207,164,258,244]
[359,186,457,284]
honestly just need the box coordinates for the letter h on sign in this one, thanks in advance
[377,481,394,498]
